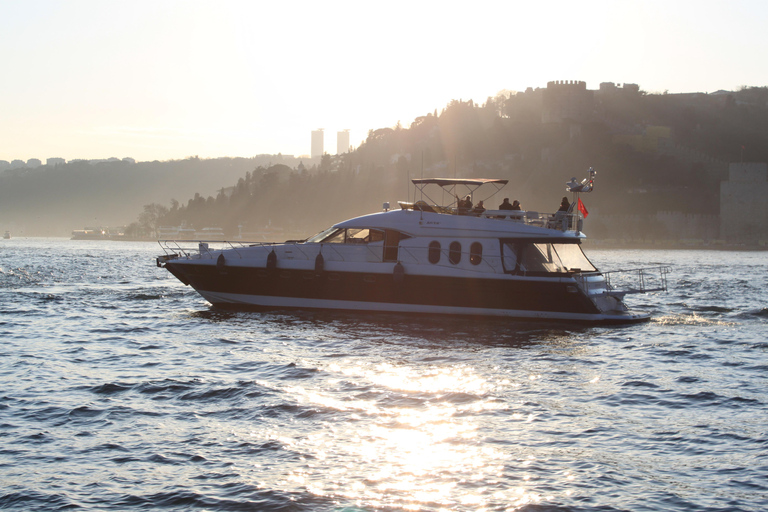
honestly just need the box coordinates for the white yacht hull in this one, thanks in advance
[198,289,650,323]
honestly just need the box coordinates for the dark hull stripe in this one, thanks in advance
[167,263,605,314]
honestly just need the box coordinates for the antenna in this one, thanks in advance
[420,150,424,201]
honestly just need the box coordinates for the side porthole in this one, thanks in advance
[470,242,482,265]
[449,241,462,265]
[428,241,441,264]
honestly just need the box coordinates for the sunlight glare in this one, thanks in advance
[256,360,549,509]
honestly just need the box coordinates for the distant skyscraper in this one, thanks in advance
[336,129,350,155]
[311,129,324,159]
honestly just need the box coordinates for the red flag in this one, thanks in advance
[577,198,589,218]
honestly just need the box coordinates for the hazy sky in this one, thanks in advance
[2,0,767,163]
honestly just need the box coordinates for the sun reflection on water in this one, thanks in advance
[252,361,553,510]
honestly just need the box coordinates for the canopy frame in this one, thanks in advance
[411,178,509,207]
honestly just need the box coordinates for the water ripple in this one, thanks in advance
[1,241,767,511]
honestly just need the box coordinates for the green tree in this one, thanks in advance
[138,203,169,238]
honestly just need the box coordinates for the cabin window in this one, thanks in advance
[520,243,562,272]
[551,243,596,272]
[346,228,385,244]
[448,242,462,265]
[428,241,441,264]
[518,243,596,273]
[470,242,482,265]
[501,242,519,272]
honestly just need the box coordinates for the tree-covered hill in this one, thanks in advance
[4,84,766,239]
[133,85,768,240]
[0,155,303,236]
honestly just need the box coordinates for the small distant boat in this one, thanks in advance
[195,227,226,241]
[157,226,202,240]
[71,228,107,240]
[3,231,10,239]
[156,169,670,324]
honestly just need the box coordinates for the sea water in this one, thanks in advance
[1,238,766,511]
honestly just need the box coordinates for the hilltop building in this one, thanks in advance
[311,129,324,159]
[541,80,594,124]
[598,82,640,95]
[337,129,350,155]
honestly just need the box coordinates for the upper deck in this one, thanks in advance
[396,200,584,233]
[389,175,589,236]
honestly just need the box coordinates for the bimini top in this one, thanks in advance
[411,178,508,186]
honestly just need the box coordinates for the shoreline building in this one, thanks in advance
[720,162,768,242]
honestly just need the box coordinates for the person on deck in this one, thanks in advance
[499,198,514,210]
[511,200,522,210]
[558,197,570,212]
[472,201,486,215]
[456,194,473,215]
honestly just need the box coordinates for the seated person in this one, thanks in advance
[511,200,521,210]
[499,198,514,210]
[558,196,570,212]
[472,200,486,215]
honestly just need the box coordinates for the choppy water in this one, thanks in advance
[1,238,766,511]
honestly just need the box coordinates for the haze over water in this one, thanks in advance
[1,238,766,511]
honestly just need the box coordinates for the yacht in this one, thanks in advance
[156,170,668,324]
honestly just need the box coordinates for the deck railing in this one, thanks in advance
[400,202,582,231]
[158,239,277,259]
[582,266,671,297]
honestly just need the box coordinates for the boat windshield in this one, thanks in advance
[306,226,339,243]
[306,227,386,244]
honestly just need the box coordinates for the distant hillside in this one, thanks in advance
[131,84,768,241]
[0,155,306,236]
[4,83,767,240]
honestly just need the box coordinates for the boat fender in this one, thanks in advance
[315,252,325,273]
[267,250,277,271]
[217,253,226,273]
[393,261,405,284]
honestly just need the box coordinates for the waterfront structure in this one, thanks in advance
[720,162,768,242]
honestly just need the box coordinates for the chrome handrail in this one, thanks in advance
[595,266,671,296]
